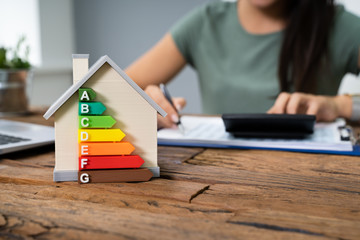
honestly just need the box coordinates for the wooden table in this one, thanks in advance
[0,111,359,240]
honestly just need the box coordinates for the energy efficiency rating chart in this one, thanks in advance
[77,88,152,183]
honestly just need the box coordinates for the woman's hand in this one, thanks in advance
[267,92,352,122]
[145,85,186,129]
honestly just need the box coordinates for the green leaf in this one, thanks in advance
[1,35,31,69]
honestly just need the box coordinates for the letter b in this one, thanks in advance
[81,104,89,114]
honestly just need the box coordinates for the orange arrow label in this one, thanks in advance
[79,142,135,156]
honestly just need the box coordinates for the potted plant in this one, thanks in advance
[0,36,32,116]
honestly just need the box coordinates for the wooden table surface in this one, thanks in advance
[0,111,359,240]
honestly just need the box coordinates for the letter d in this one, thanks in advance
[80,131,89,141]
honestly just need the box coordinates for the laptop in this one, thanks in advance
[0,119,55,155]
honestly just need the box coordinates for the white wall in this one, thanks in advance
[338,0,360,16]
[31,0,75,107]
[0,0,41,66]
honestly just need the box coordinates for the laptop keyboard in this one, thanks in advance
[0,134,30,145]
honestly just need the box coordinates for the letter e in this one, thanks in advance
[81,145,89,155]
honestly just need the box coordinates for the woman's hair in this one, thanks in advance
[278,0,335,93]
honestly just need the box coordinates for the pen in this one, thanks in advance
[159,83,184,131]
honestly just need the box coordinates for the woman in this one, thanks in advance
[125,0,360,128]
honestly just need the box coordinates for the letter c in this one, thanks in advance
[81,117,90,127]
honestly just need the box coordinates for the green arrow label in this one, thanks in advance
[79,88,96,101]
[79,116,116,128]
[79,102,106,115]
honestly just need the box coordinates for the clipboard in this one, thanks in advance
[157,116,360,156]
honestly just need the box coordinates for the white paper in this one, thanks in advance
[158,116,352,152]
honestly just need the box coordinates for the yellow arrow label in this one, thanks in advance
[78,129,126,142]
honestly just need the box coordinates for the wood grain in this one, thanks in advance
[0,114,359,239]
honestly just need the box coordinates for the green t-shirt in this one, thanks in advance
[170,1,360,114]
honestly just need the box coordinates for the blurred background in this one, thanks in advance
[0,0,359,114]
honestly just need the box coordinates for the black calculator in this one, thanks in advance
[222,114,316,139]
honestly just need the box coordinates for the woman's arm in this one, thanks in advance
[126,33,186,89]
[125,33,187,128]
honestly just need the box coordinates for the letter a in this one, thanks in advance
[81,145,89,155]
[80,91,90,101]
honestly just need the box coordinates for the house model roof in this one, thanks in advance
[43,55,167,119]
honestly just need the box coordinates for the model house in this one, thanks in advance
[44,54,166,182]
